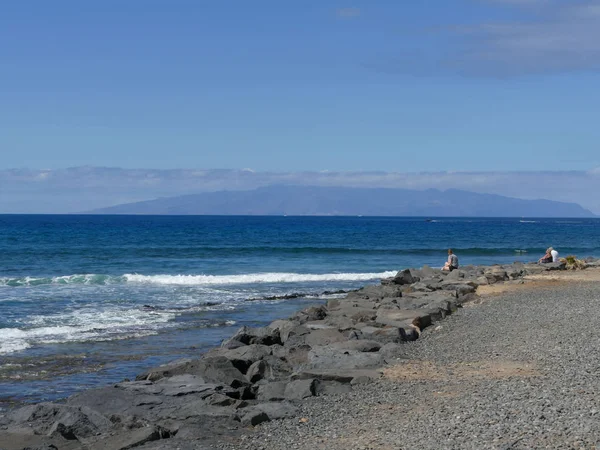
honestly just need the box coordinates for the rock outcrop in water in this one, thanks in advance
[1,260,598,449]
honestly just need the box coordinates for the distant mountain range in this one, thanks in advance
[86,185,595,217]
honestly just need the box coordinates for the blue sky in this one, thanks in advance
[2,0,600,172]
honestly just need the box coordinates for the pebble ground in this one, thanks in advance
[221,281,600,450]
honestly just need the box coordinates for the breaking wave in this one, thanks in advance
[0,271,396,287]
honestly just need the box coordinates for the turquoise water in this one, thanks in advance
[1,215,600,407]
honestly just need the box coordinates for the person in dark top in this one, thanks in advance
[443,249,459,271]
[538,247,553,264]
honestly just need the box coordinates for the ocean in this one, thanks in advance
[2,215,600,409]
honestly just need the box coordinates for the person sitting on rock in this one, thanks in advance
[538,248,553,264]
[549,247,559,262]
[442,249,459,271]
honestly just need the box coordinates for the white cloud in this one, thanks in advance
[1,167,600,214]
[588,167,600,175]
[370,0,600,76]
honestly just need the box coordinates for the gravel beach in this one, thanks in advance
[224,277,600,450]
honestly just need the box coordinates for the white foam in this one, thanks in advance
[0,274,121,287]
[0,336,31,354]
[123,271,396,286]
[0,308,178,355]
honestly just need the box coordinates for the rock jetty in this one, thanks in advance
[1,260,597,450]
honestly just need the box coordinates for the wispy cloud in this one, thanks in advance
[2,167,600,214]
[336,7,361,18]
[370,0,600,76]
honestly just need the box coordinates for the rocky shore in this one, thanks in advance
[1,259,598,450]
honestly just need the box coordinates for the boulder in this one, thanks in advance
[292,305,327,323]
[408,282,434,292]
[349,310,378,323]
[391,269,416,285]
[157,357,248,388]
[5,403,114,439]
[204,393,244,407]
[221,326,281,347]
[170,401,241,422]
[485,268,509,284]
[240,402,298,426]
[543,261,566,271]
[375,309,432,330]
[506,262,525,279]
[67,388,140,417]
[136,359,193,382]
[347,285,403,300]
[445,269,464,281]
[419,265,444,278]
[284,379,318,400]
[156,376,229,397]
[279,324,310,343]
[441,283,477,297]
[324,315,355,331]
[221,344,272,373]
[256,382,287,401]
[240,410,270,427]
[361,325,417,343]
[246,360,269,383]
[476,276,489,285]
[303,328,347,347]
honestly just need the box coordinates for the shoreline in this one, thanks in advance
[2,259,599,449]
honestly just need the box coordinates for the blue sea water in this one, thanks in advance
[1,215,600,408]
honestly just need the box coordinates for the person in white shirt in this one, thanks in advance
[549,247,559,262]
